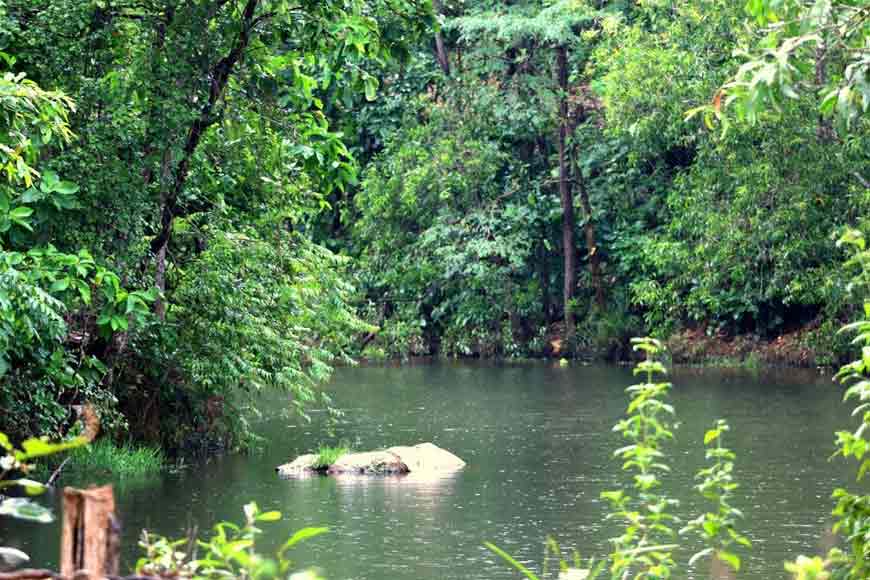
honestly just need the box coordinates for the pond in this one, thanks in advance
[1,362,856,579]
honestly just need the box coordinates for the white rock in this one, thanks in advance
[387,442,466,472]
[276,453,318,477]
[327,451,407,474]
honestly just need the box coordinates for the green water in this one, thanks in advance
[0,362,858,578]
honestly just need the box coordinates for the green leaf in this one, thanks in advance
[256,510,282,522]
[688,547,714,567]
[20,187,43,203]
[0,432,12,451]
[483,542,541,580]
[717,550,741,571]
[4,478,48,496]
[54,181,79,195]
[704,429,720,445]
[364,77,379,102]
[279,526,329,554]
[16,436,88,461]
[9,206,33,219]
[50,278,70,293]
[76,282,92,304]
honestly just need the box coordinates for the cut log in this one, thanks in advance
[60,486,119,580]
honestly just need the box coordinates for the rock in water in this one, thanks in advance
[387,443,466,472]
[0,547,29,572]
[275,453,318,477]
[327,451,408,475]
[276,443,465,476]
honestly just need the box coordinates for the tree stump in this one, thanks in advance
[60,486,119,580]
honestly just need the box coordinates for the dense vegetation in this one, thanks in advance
[0,0,867,456]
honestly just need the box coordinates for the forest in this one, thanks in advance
[1,0,867,447]
[0,0,869,578]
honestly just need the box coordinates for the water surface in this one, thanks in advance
[1,362,856,578]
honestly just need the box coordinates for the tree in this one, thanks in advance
[0,66,150,439]
[0,0,430,444]
[452,0,605,340]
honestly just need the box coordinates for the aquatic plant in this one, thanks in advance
[313,443,351,469]
[41,439,164,479]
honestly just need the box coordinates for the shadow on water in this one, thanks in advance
[0,362,855,579]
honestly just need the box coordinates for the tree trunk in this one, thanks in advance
[149,0,261,316]
[432,0,450,76]
[556,45,576,340]
[577,178,605,309]
[60,486,119,580]
[815,37,835,142]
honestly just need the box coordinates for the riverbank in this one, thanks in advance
[362,322,837,369]
[663,327,824,368]
[35,439,164,481]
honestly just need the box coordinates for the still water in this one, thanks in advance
[1,362,860,578]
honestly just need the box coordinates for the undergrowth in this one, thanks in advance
[39,438,164,479]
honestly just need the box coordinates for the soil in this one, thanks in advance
[544,322,821,367]
[665,327,817,367]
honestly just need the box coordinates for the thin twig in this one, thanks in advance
[46,457,71,488]
[852,171,870,190]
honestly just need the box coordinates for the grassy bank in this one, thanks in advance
[39,439,165,480]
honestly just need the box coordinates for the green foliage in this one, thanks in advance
[0,0,428,446]
[602,337,679,578]
[451,0,599,46]
[136,501,328,580]
[626,106,865,337]
[720,0,869,132]
[0,68,138,440]
[591,1,743,159]
[0,429,88,522]
[170,229,370,431]
[815,228,870,578]
[353,84,547,357]
[681,419,752,573]
[785,554,840,580]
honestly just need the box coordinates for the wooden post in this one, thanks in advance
[60,486,119,580]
